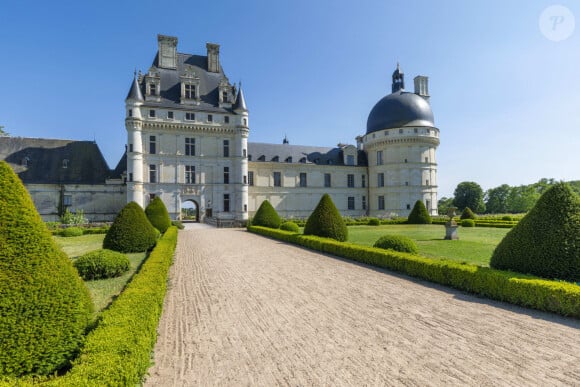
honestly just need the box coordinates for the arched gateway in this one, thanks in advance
[181,199,200,222]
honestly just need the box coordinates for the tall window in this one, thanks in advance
[347,197,355,210]
[149,136,156,154]
[243,175,247,184]
[347,174,355,188]
[167,111,174,119]
[185,84,195,99]
[185,165,195,184]
[223,194,230,212]
[208,114,213,122]
[149,109,156,118]
[377,150,383,165]
[149,164,157,183]
[224,116,230,124]
[185,137,195,156]
[324,173,331,187]
[63,194,72,207]
[346,155,355,166]
[362,175,366,188]
[378,173,384,187]
[224,167,229,184]
[248,171,254,186]
[299,173,307,187]
[149,84,156,95]
[273,172,281,187]
[223,140,229,157]
[362,195,367,210]
[378,195,385,210]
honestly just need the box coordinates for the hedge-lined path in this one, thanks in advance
[145,228,580,386]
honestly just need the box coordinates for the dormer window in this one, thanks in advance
[272,156,279,162]
[180,65,200,104]
[258,155,265,162]
[145,67,161,101]
[185,84,195,99]
[299,157,306,163]
[21,157,29,167]
[222,91,228,102]
[285,156,292,163]
[149,84,157,95]
[62,159,69,169]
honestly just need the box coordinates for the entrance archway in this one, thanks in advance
[181,199,200,223]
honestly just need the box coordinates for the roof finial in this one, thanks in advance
[133,68,137,78]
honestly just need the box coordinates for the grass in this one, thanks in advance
[54,234,148,313]
[348,224,509,266]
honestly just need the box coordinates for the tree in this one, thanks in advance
[304,194,348,241]
[407,200,432,224]
[506,185,539,213]
[0,125,8,137]
[453,181,485,213]
[437,196,454,215]
[145,196,172,233]
[0,161,93,376]
[484,184,511,214]
[251,200,281,229]
[490,183,580,282]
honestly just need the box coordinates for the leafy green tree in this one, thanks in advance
[251,200,281,229]
[408,200,432,224]
[0,161,93,376]
[484,184,511,214]
[453,181,485,213]
[304,194,348,241]
[103,202,159,253]
[437,196,454,215]
[145,196,172,233]
[506,185,539,213]
[490,183,580,281]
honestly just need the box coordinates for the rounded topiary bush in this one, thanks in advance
[304,194,348,241]
[502,215,513,221]
[60,226,84,237]
[252,200,281,229]
[103,202,159,253]
[407,200,432,224]
[461,219,475,227]
[0,161,93,377]
[280,221,300,233]
[145,196,171,234]
[373,234,419,254]
[490,183,580,282]
[460,207,476,220]
[368,218,380,226]
[74,249,130,280]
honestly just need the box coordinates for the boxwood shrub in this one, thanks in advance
[74,249,130,280]
[145,197,172,234]
[461,219,475,227]
[408,200,432,224]
[103,202,159,253]
[248,225,580,317]
[252,200,281,229]
[373,235,418,254]
[280,221,300,233]
[304,194,348,241]
[60,227,84,237]
[460,207,476,220]
[368,218,380,226]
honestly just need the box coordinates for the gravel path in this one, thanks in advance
[145,228,580,386]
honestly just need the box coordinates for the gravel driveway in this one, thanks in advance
[145,228,580,386]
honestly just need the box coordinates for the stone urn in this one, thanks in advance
[444,206,459,240]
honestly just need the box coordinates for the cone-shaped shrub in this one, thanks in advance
[490,183,580,282]
[0,161,93,377]
[407,200,432,224]
[460,207,476,220]
[103,202,159,253]
[252,200,281,229]
[145,196,172,233]
[304,194,348,241]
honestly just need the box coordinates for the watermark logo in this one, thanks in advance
[539,5,575,41]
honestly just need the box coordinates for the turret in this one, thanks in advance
[392,63,404,93]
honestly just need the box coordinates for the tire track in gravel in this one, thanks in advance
[145,228,580,386]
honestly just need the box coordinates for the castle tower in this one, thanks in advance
[125,75,145,208]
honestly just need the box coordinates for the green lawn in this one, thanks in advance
[54,234,148,313]
[348,225,510,266]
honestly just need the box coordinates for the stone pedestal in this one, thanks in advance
[445,222,459,240]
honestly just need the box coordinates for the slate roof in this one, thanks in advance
[0,137,118,184]
[366,90,434,134]
[248,142,367,166]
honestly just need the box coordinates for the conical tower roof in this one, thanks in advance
[126,75,144,101]
[233,84,248,112]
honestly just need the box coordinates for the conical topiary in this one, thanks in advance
[407,200,432,224]
[252,200,281,229]
[304,194,348,241]
[460,207,476,220]
[103,201,159,253]
[490,183,580,282]
[0,161,93,377]
[145,196,172,233]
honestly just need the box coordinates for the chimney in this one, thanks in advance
[157,35,178,69]
[206,43,220,73]
[414,75,430,102]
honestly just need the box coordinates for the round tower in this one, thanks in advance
[364,65,439,217]
[233,84,249,221]
[125,75,145,208]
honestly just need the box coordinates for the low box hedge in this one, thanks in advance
[0,227,178,386]
[247,226,580,318]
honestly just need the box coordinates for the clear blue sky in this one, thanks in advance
[1,0,578,197]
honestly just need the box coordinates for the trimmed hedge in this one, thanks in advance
[374,235,418,254]
[248,226,580,317]
[252,200,281,229]
[280,221,300,233]
[491,183,580,282]
[60,227,84,237]
[103,202,159,253]
[145,197,172,234]
[408,200,432,224]
[368,218,380,226]
[0,161,93,377]
[304,194,348,241]
[44,227,178,386]
[461,219,475,227]
[74,250,130,280]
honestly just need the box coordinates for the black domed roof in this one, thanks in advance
[366,91,434,134]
